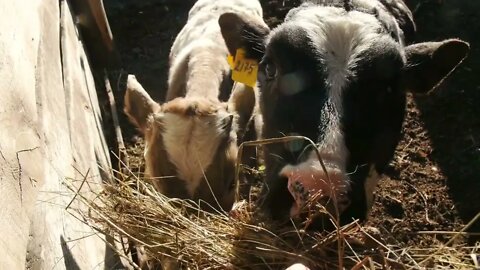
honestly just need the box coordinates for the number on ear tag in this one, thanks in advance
[230,48,258,88]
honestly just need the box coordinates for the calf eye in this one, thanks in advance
[265,62,277,80]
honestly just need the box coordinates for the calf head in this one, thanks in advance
[124,75,255,212]
[219,1,469,227]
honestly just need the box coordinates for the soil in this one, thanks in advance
[103,0,480,255]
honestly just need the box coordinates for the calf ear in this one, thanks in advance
[403,39,469,94]
[218,12,270,60]
[123,75,160,132]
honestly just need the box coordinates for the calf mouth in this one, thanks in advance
[289,192,352,231]
[280,159,352,225]
[289,182,351,220]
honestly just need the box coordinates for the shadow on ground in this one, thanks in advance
[407,0,480,240]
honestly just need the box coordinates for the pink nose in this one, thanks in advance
[279,158,350,218]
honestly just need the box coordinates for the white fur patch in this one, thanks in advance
[319,10,385,161]
[279,72,307,96]
[161,112,231,196]
[364,165,380,213]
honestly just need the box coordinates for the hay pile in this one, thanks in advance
[65,143,479,269]
[67,176,358,269]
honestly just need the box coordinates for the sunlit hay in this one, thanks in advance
[66,177,350,269]
[65,135,480,269]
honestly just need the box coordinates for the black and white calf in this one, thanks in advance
[219,0,469,226]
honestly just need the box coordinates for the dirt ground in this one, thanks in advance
[103,0,479,253]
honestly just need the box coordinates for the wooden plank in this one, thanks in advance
[69,0,120,69]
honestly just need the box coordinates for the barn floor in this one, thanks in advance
[103,0,480,258]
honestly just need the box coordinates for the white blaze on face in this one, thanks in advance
[276,8,387,217]
[161,111,232,196]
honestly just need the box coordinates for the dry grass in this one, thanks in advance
[65,137,479,269]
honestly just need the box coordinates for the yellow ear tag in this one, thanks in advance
[227,54,235,69]
[230,48,258,88]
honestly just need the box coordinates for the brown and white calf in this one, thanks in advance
[219,0,469,227]
[124,0,265,213]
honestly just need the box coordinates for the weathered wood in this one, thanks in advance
[0,0,124,268]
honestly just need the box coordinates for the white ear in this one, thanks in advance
[123,75,160,132]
